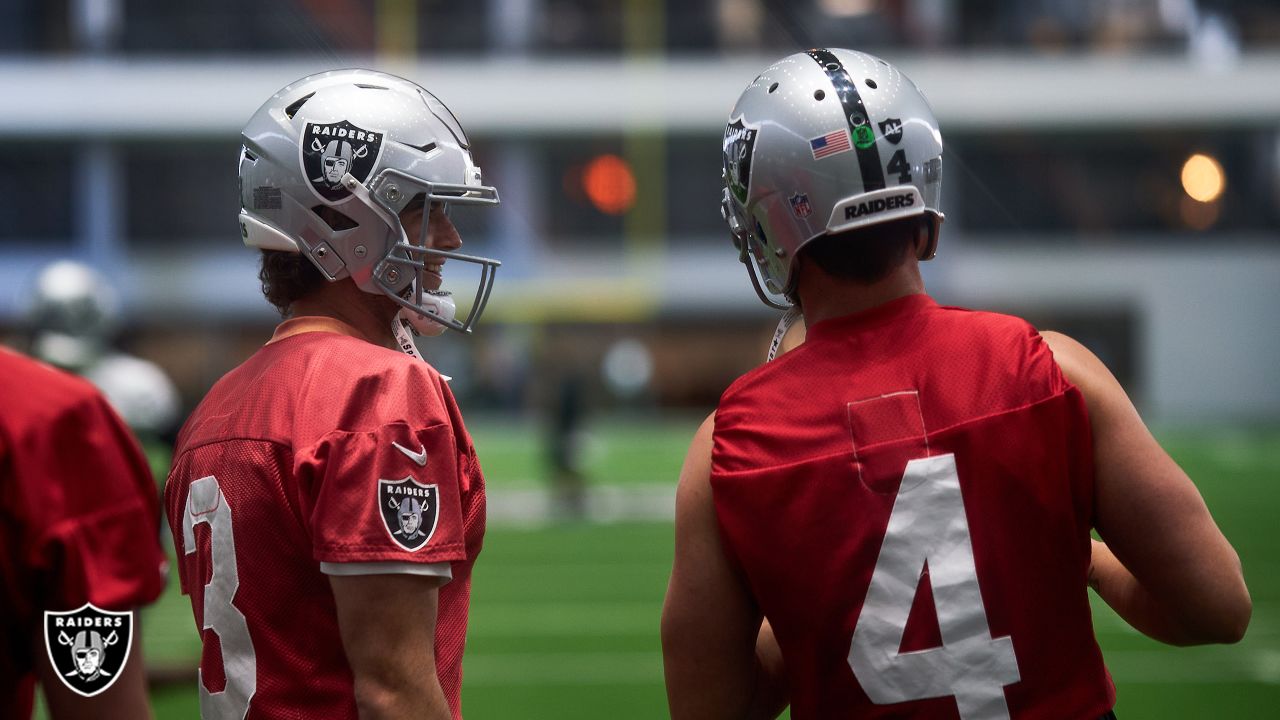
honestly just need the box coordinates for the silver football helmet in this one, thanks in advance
[27,260,120,370]
[238,69,501,333]
[721,49,944,309]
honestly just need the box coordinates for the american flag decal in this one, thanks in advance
[809,130,852,160]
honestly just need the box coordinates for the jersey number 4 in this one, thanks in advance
[182,475,257,719]
[848,453,1020,719]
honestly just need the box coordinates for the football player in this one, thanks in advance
[662,49,1251,719]
[0,347,166,719]
[26,259,182,479]
[164,70,500,719]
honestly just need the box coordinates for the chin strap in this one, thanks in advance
[766,305,804,362]
[390,314,452,382]
[399,291,455,337]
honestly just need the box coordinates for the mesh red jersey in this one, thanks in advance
[0,348,165,719]
[165,331,485,719]
[712,295,1113,719]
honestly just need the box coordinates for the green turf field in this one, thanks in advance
[52,419,1276,719]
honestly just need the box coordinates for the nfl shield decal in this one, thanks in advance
[789,192,813,218]
[378,477,440,551]
[723,117,759,205]
[301,119,385,202]
[44,604,133,697]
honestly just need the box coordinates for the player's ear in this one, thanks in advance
[916,217,939,261]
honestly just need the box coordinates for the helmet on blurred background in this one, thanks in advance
[27,259,180,433]
[27,260,120,370]
[721,48,945,309]
[238,69,501,333]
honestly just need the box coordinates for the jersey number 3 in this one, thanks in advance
[848,453,1020,719]
[182,475,257,719]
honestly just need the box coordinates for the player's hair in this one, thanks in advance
[801,216,924,285]
[258,250,327,317]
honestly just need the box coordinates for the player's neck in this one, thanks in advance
[283,281,399,351]
[796,261,926,327]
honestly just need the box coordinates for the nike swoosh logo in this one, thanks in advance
[391,441,428,467]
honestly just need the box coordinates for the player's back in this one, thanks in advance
[712,294,1112,719]
[166,331,485,719]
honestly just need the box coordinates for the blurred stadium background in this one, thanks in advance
[2,0,1277,717]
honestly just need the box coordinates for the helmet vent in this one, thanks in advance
[768,82,779,94]
[283,92,315,119]
[865,78,878,89]
[814,89,826,101]
[414,141,438,154]
[242,148,258,163]
[312,206,359,231]
[355,84,389,90]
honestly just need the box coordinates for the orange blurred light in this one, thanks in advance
[582,154,636,215]
[1181,153,1225,203]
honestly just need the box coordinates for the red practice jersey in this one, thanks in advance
[0,348,165,719]
[712,295,1113,719]
[165,331,485,719]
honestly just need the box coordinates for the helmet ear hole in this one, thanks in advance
[813,89,826,101]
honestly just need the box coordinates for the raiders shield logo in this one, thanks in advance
[723,117,759,205]
[878,117,904,145]
[378,477,441,551]
[301,119,385,202]
[44,604,133,698]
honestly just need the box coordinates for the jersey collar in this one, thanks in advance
[807,293,936,342]
[268,316,370,345]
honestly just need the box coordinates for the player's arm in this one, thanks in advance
[37,612,152,720]
[752,618,788,718]
[1042,331,1251,645]
[330,573,451,720]
[662,415,786,720]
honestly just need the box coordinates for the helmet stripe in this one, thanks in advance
[805,49,886,193]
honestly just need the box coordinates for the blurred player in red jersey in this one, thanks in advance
[662,49,1251,720]
[0,347,166,719]
[164,69,500,720]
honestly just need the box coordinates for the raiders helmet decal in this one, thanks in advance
[300,120,385,202]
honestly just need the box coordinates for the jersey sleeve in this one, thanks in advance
[300,421,468,567]
[23,391,166,611]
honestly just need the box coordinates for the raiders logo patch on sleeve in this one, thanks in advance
[378,477,441,551]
